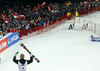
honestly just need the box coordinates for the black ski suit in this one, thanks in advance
[13,56,33,71]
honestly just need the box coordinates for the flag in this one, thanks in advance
[80,2,83,5]
[48,6,51,12]
[19,14,25,19]
[34,2,46,10]
[88,4,91,9]
[13,13,19,20]
[65,1,71,6]
[1,14,6,18]
[84,1,88,4]
[41,2,46,6]
[1,14,9,24]
[3,18,9,24]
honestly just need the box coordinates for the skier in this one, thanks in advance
[13,52,34,71]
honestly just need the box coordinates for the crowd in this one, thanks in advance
[0,1,100,38]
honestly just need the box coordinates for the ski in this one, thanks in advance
[20,43,40,63]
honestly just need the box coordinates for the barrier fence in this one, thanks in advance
[0,32,19,53]
[17,6,100,39]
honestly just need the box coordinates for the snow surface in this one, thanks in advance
[0,11,100,71]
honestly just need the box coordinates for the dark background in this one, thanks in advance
[0,0,95,4]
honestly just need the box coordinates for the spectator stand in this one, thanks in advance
[0,1,100,40]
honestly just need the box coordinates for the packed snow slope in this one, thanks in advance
[0,11,100,71]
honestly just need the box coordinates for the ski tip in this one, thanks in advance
[20,43,23,46]
[35,58,40,63]
[37,60,40,63]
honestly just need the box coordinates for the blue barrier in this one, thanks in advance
[91,37,100,42]
[7,32,19,47]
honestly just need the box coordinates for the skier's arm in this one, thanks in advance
[27,54,34,64]
[13,56,18,64]
[13,52,19,64]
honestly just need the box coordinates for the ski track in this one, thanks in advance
[0,11,100,71]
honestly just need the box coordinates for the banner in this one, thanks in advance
[91,37,100,42]
[0,38,8,53]
[64,23,91,30]
[7,32,19,47]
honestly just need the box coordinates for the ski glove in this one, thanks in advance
[15,52,19,56]
[30,53,35,58]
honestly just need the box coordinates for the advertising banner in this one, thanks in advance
[64,23,91,30]
[91,37,100,42]
[0,38,8,53]
[7,32,19,47]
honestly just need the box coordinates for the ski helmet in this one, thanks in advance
[20,54,25,59]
